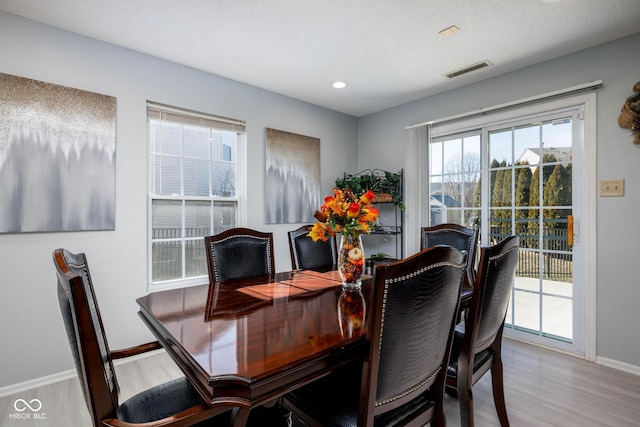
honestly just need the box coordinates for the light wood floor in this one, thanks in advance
[2,338,640,426]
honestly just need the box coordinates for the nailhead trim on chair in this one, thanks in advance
[375,260,460,406]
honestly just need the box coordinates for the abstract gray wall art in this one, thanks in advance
[0,73,116,233]
[265,128,321,224]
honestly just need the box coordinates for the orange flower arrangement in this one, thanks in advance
[308,188,379,242]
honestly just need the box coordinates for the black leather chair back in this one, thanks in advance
[370,246,466,412]
[421,223,479,286]
[53,248,119,426]
[288,225,337,271]
[205,227,275,284]
[474,235,520,353]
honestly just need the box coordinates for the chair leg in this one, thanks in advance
[430,393,447,427]
[231,407,250,427]
[457,379,474,427]
[430,412,446,427]
[490,359,510,427]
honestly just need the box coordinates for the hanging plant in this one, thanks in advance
[335,169,404,211]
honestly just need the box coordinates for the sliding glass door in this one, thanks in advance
[428,107,586,355]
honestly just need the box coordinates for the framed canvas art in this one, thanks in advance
[0,73,116,233]
[265,128,321,224]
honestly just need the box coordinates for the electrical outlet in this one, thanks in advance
[600,179,624,197]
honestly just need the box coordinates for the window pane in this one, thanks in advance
[443,173,462,206]
[542,119,572,164]
[490,168,507,207]
[212,160,236,197]
[213,201,236,234]
[542,295,572,340]
[185,201,211,237]
[464,135,481,160]
[443,138,462,174]
[152,241,182,282]
[430,141,442,175]
[514,124,540,165]
[152,155,181,195]
[183,125,210,159]
[152,200,182,238]
[542,164,570,207]
[152,121,181,156]
[465,208,480,228]
[489,208,510,243]
[513,290,539,332]
[183,158,210,196]
[489,129,512,164]
[185,238,206,277]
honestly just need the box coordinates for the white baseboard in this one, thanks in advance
[596,356,640,376]
[0,349,166,398]
[507,336,640,377]
[0,369,77,398]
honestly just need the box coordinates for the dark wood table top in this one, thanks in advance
[136,270,372,414]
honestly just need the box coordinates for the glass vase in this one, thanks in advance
[337,234,365,289]
[337,288,366,338]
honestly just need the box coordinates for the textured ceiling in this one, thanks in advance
[1,0,639,117]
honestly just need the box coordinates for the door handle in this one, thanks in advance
[567,215,574,247]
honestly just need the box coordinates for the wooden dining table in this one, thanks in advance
[136,269,372,426]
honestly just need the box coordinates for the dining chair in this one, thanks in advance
[204,227,275,285]
[288,224,337,271]
[445,235,520,427]
[420,223,479,289]
[281,245,467,427]
[52,248,235,427]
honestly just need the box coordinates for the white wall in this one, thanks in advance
[2,10,639,389]
[357,33,640,369]
[0,12,358,387]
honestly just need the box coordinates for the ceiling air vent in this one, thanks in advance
[445,60,493,79]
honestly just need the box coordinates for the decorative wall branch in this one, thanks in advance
[618,80,640,144]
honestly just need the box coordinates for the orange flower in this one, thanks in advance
[346,202,361,218]
[360,190,375,204]
[323,194,345,217]
[358,207,379,224]
[308,222,329,242]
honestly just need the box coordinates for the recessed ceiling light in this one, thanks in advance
[439,25,459,37]
[332,81,346,89]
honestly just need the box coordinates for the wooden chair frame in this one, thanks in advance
[445,235,520,427]
[53,249,237,427]
[282,246,467,427]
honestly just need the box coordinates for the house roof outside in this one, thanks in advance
[517,147,573,169]
[430,193,461,208]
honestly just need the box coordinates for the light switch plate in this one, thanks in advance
[600,179,624,197]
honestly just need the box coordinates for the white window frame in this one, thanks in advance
[147,102,247,291]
